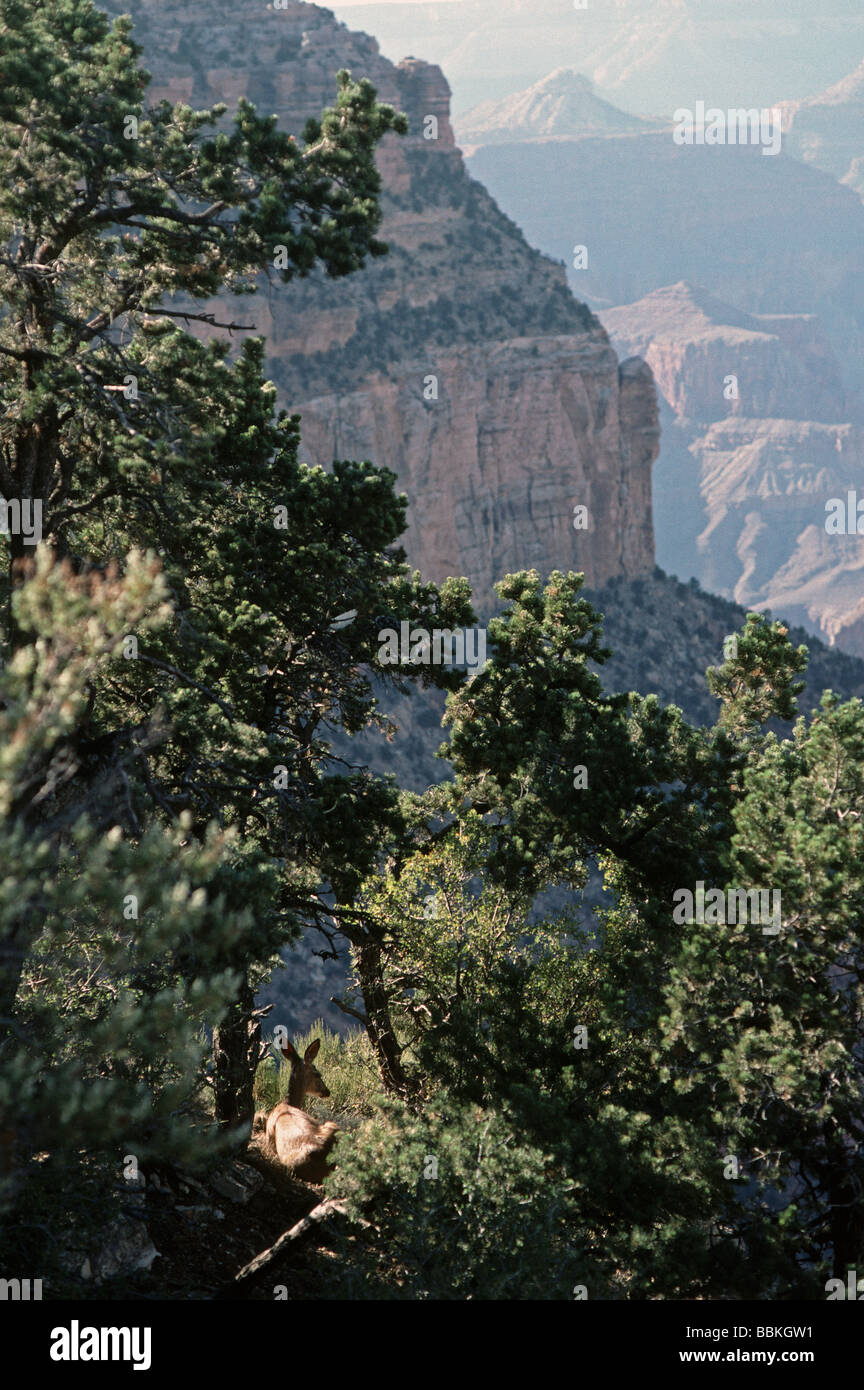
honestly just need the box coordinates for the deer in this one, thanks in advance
[262,1039,340,1184]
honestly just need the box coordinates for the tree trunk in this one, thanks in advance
[828,1164,864,1280]
[0,905,40,1039]
[212,974,261,1134]
[355,938,411,1096]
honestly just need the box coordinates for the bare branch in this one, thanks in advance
[227,1198,362,1290]
[329,996,369,1027]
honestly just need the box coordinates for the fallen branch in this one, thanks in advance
[224,1197,364,1293]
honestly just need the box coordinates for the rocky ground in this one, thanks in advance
[43,1133,342,1302]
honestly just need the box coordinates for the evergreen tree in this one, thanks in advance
[660,680,864,1288]
[0,0,470,1136]
[333,590,850,1298]
[0,549,275,1288]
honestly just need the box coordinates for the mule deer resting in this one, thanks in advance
[264,1039,339,1184]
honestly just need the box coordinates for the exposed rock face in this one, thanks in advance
[454,69,653,149]
[294,344,657,597]
[456,59,864,655]
[603,283,854,426]
[605,284,864,654]
[778,58,864,200]
[464,134,864,390]
[108,0,658,604]
[842,156,864,201]
[692,418,864,652]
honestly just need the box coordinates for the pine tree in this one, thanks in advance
[0,0,471,1136]
[660,676,864,1289]
[0,0,479,1295]
[0,550,278,1286]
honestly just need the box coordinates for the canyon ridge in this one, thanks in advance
[107,0,659,609]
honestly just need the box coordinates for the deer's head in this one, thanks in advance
[281,1038,331,1099]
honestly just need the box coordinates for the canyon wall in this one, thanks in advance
[457,64,864,656]
[107,0,658,605]
[464,133,864,381]
[778,58,864,200]
[606,283,864,653]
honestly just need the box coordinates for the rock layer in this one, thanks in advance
[603,283,853,425]
[107,0,658,603]
[454,69,654,149]
[693,418,864,652]
[778,58,864,201]
[606,284,864,654]
[465,134,864,391]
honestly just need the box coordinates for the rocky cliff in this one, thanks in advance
[461,119,864,651]
[605,284,864,654]
[778,57,864,200]
[691,418,864,652]
[603,283,855,426]
[465,133,864,387]
[106,0,658,605]
[454,69,654,149]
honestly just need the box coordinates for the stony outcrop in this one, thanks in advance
[454,69,653,150]
[691,418,864,652]
[778,58,864,201]
[294,343,657,598]
[107,0,659,604]
[464,133,864,389]
[605,284,864,653]
[603,283,853,426]
[462,123,864,655]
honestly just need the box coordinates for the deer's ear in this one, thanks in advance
[281,1041,297,1060]
[304,1039,321,1062]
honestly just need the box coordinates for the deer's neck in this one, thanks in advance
[287,1060,305,1108]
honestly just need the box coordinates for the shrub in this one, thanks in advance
[325,1095,583,1299]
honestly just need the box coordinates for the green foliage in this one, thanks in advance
[0,551,275,1290]
[326,582,863,1296]
[706,612,808,736]
[0,0,469,1145]
[2,0,861,1305]
[658,690,864,1283]
[253,1021,382,1120]
[442,569,721,898]
[327,1096,583,1300]
[337,773,735,1298]
[0,0,466,1285]
[351,786,588,1091]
